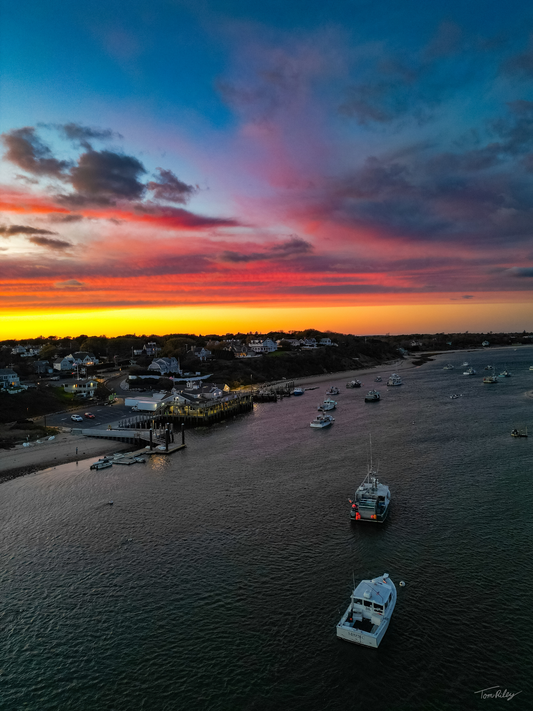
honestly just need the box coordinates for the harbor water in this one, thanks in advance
[2,347,533,710]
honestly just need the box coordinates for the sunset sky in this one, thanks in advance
[1,0,533,338]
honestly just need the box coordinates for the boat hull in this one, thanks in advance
[351,504,390,523]
[337,580,397,647]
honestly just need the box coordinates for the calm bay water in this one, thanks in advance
[2,348,533,710]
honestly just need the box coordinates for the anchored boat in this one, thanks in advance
[337,573,397,648]
[364,389,380,402]
[346,380,362,388]
[511,427,528,438]
[310,413,334,428]
[387,373,403,386]
[318,398,337,411]
[349,447,391,522]
[326,386,340,395]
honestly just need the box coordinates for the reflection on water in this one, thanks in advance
[1,347,533,711]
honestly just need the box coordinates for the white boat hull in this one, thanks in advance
[337,579,397,648]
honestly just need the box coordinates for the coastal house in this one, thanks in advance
[53,356,75,371]
[248,338,278,353]
[0,368,20,389]
[32,360,53,375]
[63,378,98,397]
[319,337,333,346]
[301,338,318,349]
[70,351,99,366]
[191,347,212,361]
[143,342,161,356]
[148,357,181,375]
[173,381,230,405]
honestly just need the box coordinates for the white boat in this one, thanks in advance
[498,370,511,378]
[90,459,113,470]
[318,398,337,411]
[364,390,380,402]
[387,373,403,386]
[530,366,533,371]
[349,452,391,523]
[463,367,476,376]
[443,364,454,370]
[461,361,469,367]
[374,376,382,382]
[293,387,305,396]
[337,573,397,648]
[346,380,362,388]
[310,413,334,428]
[326,386,340,395]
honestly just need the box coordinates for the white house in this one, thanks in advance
[148,357,181,374]
[70,351,99,366]
[319,337,333,346]
[301,338,318,349]
[0,368,20,389]
[63,378,98,397]
[53,356,75,371]
[248,338,278,353]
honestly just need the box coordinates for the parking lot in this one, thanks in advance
[44,401,132,429]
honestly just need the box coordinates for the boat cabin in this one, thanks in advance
[346,579,393,630]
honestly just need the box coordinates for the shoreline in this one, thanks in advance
[0,434,133,485]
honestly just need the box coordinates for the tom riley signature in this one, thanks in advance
[474,686,522,701]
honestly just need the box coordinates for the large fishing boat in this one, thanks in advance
[387,373,403,386]
[336,573,397,648]
[349,451,391,523]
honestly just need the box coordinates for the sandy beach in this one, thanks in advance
[0,433,133,484]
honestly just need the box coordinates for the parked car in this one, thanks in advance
[84,412,95,419]
[71,414,83,422]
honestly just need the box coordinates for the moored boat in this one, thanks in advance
[349,450,391,523]
[318,398,337,411]
[293,387,305,396]
[498,370,511,378]
[310,413,334,428]
[483,374,498,384]
[90,458,113,470]
[364,389,380,402]
[374,376,382,382]
[326,386,340,395]
[463,367,476,376]
[387,373,403,386]
[336,573,397,648]
[511,427,528,438]
[346,380,362,388]
[443,364,454,370]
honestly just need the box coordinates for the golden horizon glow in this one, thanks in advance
[2,302,533,340]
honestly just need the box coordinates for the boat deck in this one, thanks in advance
[343,617,376,633]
